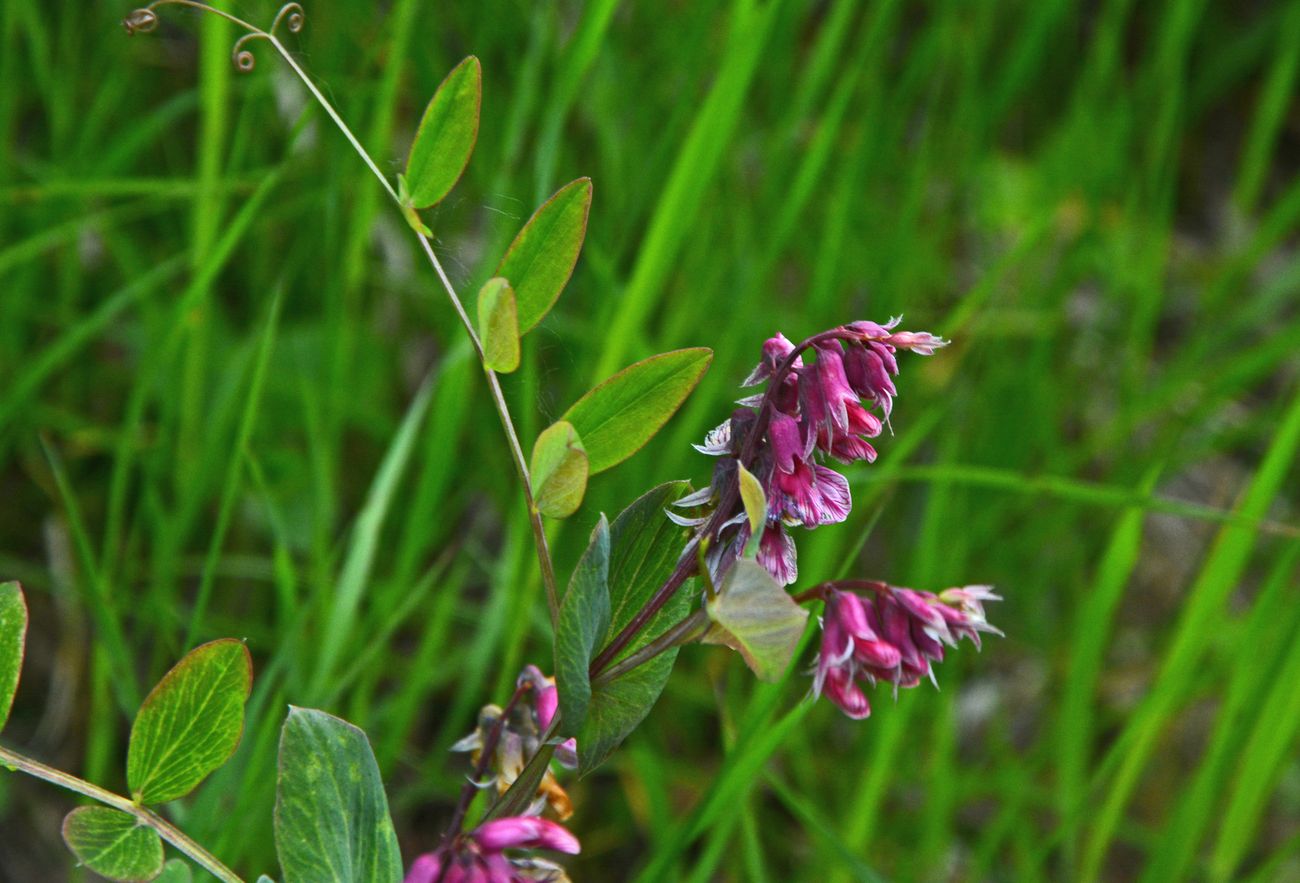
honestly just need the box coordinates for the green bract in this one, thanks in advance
[736,462,767,557]
[704,559,809,682]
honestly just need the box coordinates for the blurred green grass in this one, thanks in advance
[3,0,1300,880]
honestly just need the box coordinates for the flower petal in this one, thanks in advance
[474,817,581,855]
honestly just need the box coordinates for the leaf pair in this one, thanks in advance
[61,639,254,881]
[531,349,713,518]
[4,582,257,881]
[403,58,592,368]
[0,575,253,883]
[473,178,593,371]
[553,483,697,775]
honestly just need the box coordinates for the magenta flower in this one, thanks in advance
[686,319,947,585]
[812,585,1001,719]
[405,815,580,883]
[518,665,578,769]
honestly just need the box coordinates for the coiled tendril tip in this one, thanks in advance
[273,3,305,35]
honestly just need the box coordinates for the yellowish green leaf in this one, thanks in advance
[476,277,520,373]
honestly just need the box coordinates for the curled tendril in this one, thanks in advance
[122,9,158,34]
[123,1,305,73]
[271,3,305,36]
[231,33,266,72]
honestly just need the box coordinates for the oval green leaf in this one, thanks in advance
[554,516,611,736]
[496,178,592,333]
[61,806,164,883]
[703,559,809,682]
[274,707,402,883]
[561,347,713,474]
[127,638,253,804]
[0,581,26,733]
[476,277,520,373]
[580,482,693,775]
[404,56,481,209]
[531,420,589,518]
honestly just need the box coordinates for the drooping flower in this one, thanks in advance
[451,665,581,820]
[405,815,580,883]
[684,319,947,585]
[812,585,1001,718]
[517,665,578,769]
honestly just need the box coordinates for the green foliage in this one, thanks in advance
[127,639,253,804]
[0,581,25,733]
[274,708,402,883]
[61,806,164,883]
[475,276,520,373]
[157,859,194,882]
[6,1,1300,879]
[580,482,694,775]
[561,348,713,474]
[404,56,481,209]
[704,560,808,682]
[496,178,593,334]
[554,515,610,736]
[530,420,588,518]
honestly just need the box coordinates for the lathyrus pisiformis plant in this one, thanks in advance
[0,3,1001,881]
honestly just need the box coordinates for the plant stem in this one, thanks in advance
[0,745,243,883]
[591,607,711,688]
[443,684,526,844]
[260,28,561,625]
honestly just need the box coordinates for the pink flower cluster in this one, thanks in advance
[405,816,580,883]
[683,318,946,586]
[814,585,1001,718]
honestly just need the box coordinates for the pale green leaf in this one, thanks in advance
[531,421,589,518]
[0,581,26,734]
[404,57,481,209]
[127,639,252,804]
[61,806,164,883]
[561,348,712,474]
[274,707,402,883]
[496,178,592,333]
[704,560,809,682]
[476,277,520,373]
[554,516,611,736]
[736,462,766,557]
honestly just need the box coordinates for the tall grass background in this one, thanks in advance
[2,0,1300,879]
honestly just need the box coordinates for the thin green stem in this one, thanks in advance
[0,745,243,883]
[263,31,560,626]
[128,2,562,625]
